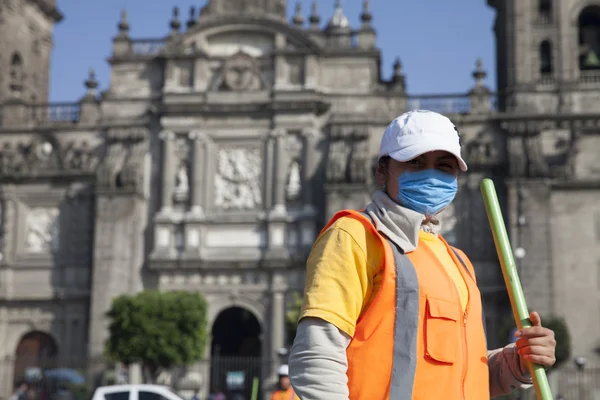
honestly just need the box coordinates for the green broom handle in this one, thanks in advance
[250,376,259,400]
[480,179,552,400]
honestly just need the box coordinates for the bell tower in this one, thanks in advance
[0,0,63,105]
[488,0,600,113]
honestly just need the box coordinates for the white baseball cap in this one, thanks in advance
[277,364,289,376]
[378,110,468,172]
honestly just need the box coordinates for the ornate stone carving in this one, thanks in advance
[348,140,369,183]
[327,137,369,184]
[508,137,526,177]
[62,141,99,172]
[96,142,127,189]
[465,130,500,166]
[215,147,262,210]
[222,52,262,92]
[525,135,550,177]
[25,207,59,253]
[0,138,98,178]
[326,140,349,183]
[97,140,146,191]
[200,0,286,18]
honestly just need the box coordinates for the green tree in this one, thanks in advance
[285,291,304,346]
[105,290,209,380]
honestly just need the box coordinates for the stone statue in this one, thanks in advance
[286,160,302,201]
[175,164,189,194]
[327,141,348,183]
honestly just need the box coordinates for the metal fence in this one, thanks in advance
[0,356,275,400]
[549,367,600,400]
[498,367,600,400]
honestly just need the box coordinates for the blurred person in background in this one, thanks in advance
[269,365,298,400]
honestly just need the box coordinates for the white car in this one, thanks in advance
[91,385,185,400]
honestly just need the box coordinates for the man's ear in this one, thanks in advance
[375,164,387,188]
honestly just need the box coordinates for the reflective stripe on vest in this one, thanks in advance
[359,210,421,399]
[388,240,420,400]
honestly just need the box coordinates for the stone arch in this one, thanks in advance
[578,5,600,70]
[570,0,600,26]
[183,16,321,52]
[9,52,23,93]
[207,295,266,330]
[6,323,61,359]
[208,302,264,398]
[13,331,59,383]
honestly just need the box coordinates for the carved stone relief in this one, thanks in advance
[63,141,99,172]
[0,137,98,178]
[221,52,262,92]
[327,137,369,184]
[508,137,526,177]
[465,130,500,166]
[25,207,59,254]
[326,140,350,183]
[348,140,369,184]
[215,147,262,210]
[97,139,147,192]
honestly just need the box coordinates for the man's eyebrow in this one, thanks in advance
[437,155,457,161]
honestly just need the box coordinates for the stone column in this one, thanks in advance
[301,128,319,210]
[271,129,287,216]
[159,131,176,211]
[273,33,287,90]
[189,131,206,216]
[264,134,275,210]
[270,290,286,370]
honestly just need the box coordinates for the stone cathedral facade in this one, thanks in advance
[1,0,600,396]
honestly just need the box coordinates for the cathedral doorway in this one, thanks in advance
[210,307,262,399]
[13,331,58,383]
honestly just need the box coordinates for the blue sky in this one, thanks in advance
[49,0,497,102]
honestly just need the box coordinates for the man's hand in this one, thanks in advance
[514,311,556,373]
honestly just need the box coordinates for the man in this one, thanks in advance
[289,110,557,399]
[270,365,299,400]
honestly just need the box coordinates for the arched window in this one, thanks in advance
[579,6,600,70]
[540,41,553,74]
[9,53,23,92]
[539,0,552,19]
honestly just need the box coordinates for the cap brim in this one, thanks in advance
[388,143,468,172]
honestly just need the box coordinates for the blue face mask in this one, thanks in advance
[396,169,458,216]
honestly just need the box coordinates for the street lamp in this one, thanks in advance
[574,356,587,371]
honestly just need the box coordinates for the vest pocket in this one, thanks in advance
[425,296,460,364]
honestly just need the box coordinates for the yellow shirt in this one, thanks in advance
[300,217,469,338]
[418,230,469,311]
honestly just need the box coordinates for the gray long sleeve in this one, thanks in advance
[289,317,350,400]
[290,318,533,399]
[487,344,533,398]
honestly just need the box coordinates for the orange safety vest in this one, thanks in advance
[320,210,489,400]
